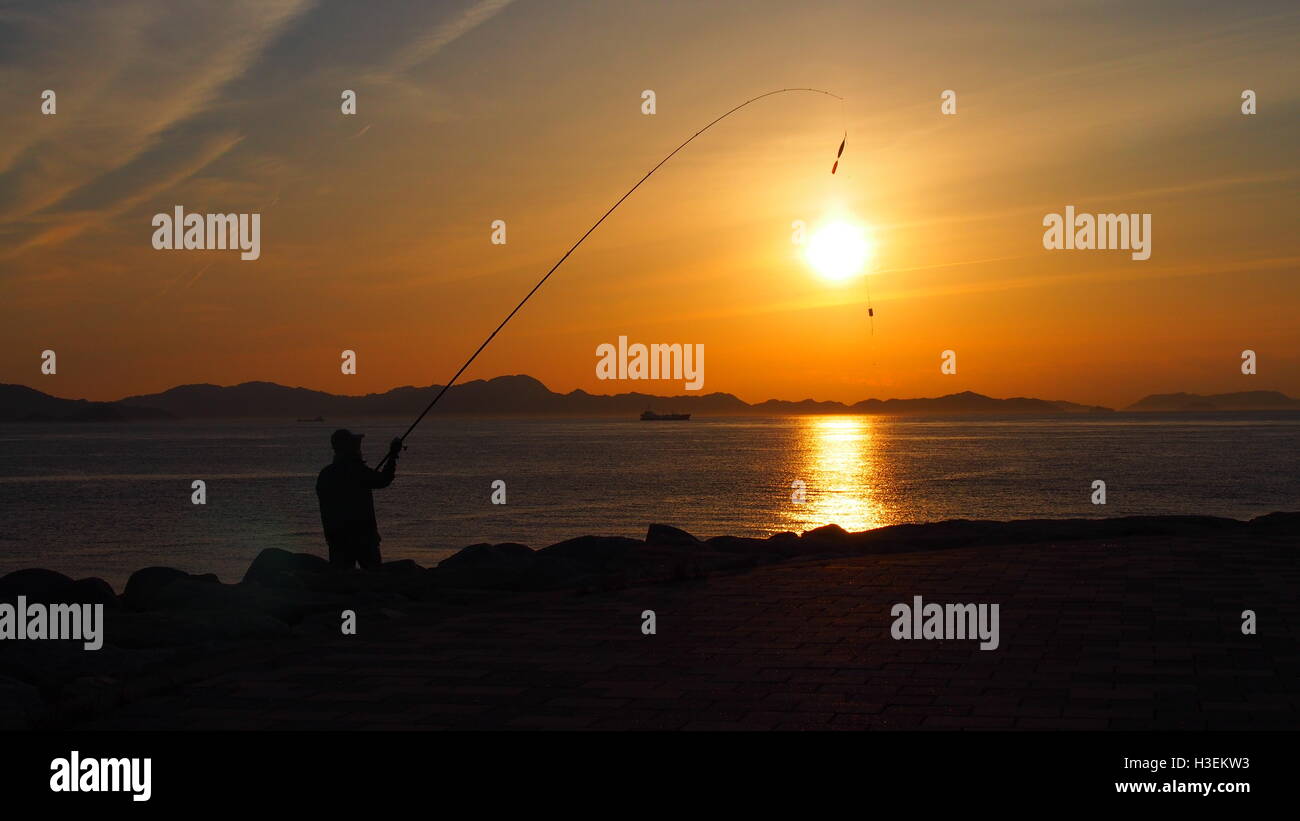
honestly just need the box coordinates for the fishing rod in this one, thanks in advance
[377,87,846,469]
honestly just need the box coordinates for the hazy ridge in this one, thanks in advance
[2,376,1296,421]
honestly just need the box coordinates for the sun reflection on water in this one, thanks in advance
[781,415,884,534]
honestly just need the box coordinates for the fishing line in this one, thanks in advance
[377,87,846,468]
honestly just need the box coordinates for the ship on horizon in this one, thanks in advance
[640,410,690,421]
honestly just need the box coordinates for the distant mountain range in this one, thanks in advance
[0,384,176,423]
[1123,390,1300,412]
[0,376,1295,422]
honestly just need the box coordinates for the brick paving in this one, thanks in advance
[82,532,1300,730]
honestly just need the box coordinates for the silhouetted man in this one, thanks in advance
[316,429,402,570]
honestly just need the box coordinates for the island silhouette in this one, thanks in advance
[4,375,1297,422]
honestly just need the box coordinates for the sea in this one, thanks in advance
[1,413,1297,588]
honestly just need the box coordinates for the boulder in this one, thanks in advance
[242,548,331,587]
[538,535,642,567]
[431,542,601,591]
[120,564,345,625]
[122,567,216,611]
[0,568,76,602]
[645,524,701,547]
[801,523,851,546]
[1250,511,1300,530]
[768,531,802,548]
[439,542,536,572]
[380,559,424,574]
[515,555,592,590]
[67,577,121,609]
[0,569,120,609]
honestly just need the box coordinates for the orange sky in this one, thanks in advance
[2,0,1297,408]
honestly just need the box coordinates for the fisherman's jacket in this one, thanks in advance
[315,455,396,541]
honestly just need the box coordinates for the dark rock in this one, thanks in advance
[758,531,803,559]
[246,551,429,598]
[439,542,535,572]
[242,548,331,587]
[126,575,211,611]
[381,559,424,574]
[291,594,425,636]
[105,609,293,647]
[0,568,75,602]
[0,675,44,730]
[516,555,592,590]
[431,543,598,591]
[0,570,121,610]
[67,577,121,609]
[123,567,215,611]
[627,545,705,582]
[1250,511,1300,529]
[645,524,701,546]
[60,675,122,718]
[697,551,759,573]
[538,535,642,567]
[119,561,350,625]
[168,579,349,625]
[802,523,850,544]
[705,535,767,553]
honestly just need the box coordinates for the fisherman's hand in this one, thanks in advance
[388,437,404,458]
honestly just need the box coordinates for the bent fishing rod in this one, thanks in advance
[377,87,845,470]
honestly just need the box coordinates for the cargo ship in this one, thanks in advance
[640,410,690,421]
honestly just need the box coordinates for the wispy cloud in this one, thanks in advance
[0,0,515,263]
[382,0,515,76]
[0,1,313,212]
[0,132,246,259]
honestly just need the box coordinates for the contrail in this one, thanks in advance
[183,259,216,289]
[378,88,845,467]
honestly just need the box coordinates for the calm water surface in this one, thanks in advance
[1,413,1296,586]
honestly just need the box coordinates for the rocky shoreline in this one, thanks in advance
[2,513,1296,729]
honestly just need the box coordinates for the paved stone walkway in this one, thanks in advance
[83,532,1299,730]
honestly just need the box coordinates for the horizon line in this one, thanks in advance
[7,374,1299,413]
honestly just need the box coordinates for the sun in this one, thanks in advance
[805,220,872,282]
